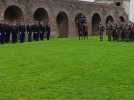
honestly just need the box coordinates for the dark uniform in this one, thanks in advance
[99,24,105,41]
[121,24,126,41]
[19,24,25,43]
[116,24,121,41]
[106,23,112,41]
[83,23,88,40]
[112,24,117,41]
[0,24,4,44]
[11,25,18,43]
[127,25,132,42]
[132,25,134,41]
[40,24,45,40]
[32,24,39,41]
[46,24,51,40]
[27,24,32,42]
[5,24,11,43]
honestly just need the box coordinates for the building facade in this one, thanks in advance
[0,0,128,37]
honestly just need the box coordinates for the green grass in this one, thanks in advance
[0,37,134,100]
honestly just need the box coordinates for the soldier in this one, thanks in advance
[0,23,4,44]
[99,23,105,41]
[121,23,126,41]
[116,23,122,41]
[27,24,32,42]
[106,21,112,41]
[1,23,5,44]
[46,24,51,40]
[5,23,11,43]
[11,23,18,43]
[36,22,40,41]
[32,22,39,41]
[40,22,45,40]
[83,22,88,40]
[32,23,36,41]
[112,23,117,41]
[127,24,131,42]
[78,22,82,40]
[18,23,23,43]
[131,24,134,41]
[21,23,26,43]
[129,24,134,41]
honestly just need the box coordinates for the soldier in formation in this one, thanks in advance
[0,21,51,44]
[99,23,105,41]
[98,21,134,42]
[105,21,134,42]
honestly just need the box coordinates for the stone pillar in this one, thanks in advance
[68,18,76,37]
[49,16,58,37]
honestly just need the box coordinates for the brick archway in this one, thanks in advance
[75,13,87,36]
[106,15,114,25]
[119,16,125,22]
[33,8,49,24]
[4,5,24,22]
[92,13,101,35]
[56,12,69,37]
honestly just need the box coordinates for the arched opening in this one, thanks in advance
[75,13,87,36]
[92,13,101,35]
[106,16,114,25]
[33,8,49,23]
[119,16,125,22]
[56,12,69,37]
[4,5,24,22]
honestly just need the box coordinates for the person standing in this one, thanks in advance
[27,24,32,42]
[99,23,105,41]
[46,24,51,40]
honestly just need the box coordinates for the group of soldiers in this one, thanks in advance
[99,21,134,42]
[0,21,51,44]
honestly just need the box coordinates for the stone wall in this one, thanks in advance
[0,0,128,37]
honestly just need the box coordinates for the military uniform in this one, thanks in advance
[99,24,105,41]
[46,24,51,40]
[27,24,32,42]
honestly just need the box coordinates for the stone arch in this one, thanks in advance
[106,15,114,25]
[119,16,125,22]
[75,13,87,36]
[4,5,24,22]
[56,11,69,37]
[92,13,101,35]
[33,8,49,24]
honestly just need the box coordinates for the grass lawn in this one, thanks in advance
[0,37,134,100]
